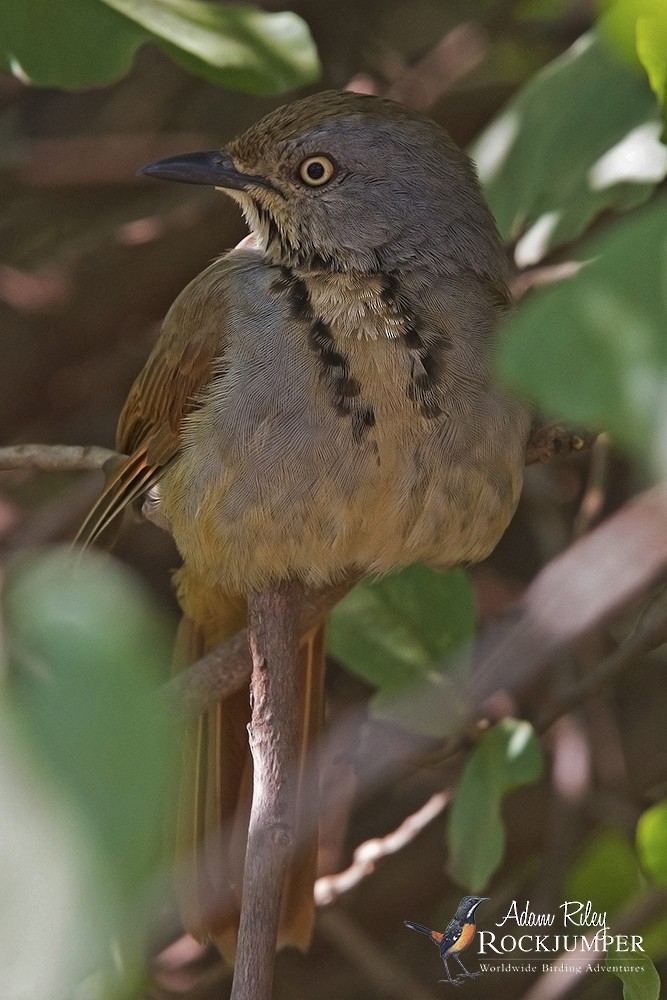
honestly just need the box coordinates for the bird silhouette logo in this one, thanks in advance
[404,895,489,985]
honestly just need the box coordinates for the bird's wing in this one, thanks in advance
[76,257,229,547]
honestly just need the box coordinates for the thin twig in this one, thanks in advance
[315,790,450,906]
[524,423,594,466]
[572,432,610,537]
[230,581,304,1000]
[0,443,116,472]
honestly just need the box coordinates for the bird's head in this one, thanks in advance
[140,90,506,285]
[456,896,490,922]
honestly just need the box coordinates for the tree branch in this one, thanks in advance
[0,443,116,472]
[230,580,304,1000]
[164,575,358,714]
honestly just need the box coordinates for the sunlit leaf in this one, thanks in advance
[498,196,667,473]
[600,0,667,111]
[637,799,667,885]
[471,32,663,265]
[0,0,320,92]
[564,828,644,915]
[102,0,320,93]
[447,719,543,890]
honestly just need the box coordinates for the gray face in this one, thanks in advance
[229,112,508,283]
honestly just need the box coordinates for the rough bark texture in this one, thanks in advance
[230,581,304,1000]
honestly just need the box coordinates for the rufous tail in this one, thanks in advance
[173,570,324,962]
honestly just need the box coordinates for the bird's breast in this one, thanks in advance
[159,254,528,592]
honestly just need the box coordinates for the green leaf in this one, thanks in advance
[564,828,644,915]
[636,14,667,111]
[600,0,667,111]
[329,565,475,689]
[102,0,320,93]
[0,0,319,92]
[328,565,475,736]
[607,940,661,1000]
[4,548,179,937]
[498,196,667,471]
[0,711,110,1000]
[637,799,667,885]
[471,32,664,265]
[447,719,543,890]
[0,0,145,87]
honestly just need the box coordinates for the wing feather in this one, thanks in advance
[76,257,230,547]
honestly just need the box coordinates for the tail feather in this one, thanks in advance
[405,920,437,940]
[73,446,159,548]
[277,623,325,949]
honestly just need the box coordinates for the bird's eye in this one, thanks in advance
[298,155,336,187]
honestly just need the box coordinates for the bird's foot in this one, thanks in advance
[439,976,465,986]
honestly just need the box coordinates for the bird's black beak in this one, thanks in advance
[138,150,264,191]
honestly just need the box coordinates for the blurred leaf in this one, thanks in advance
[4,547,180,991]
[328,565,475,736]
[447,719,543,890]
[103,0,320,93]
[607,940,661,1000]
[515,0,575,22]
[471,33,664,265]
[0,712,109,1000]
[564,828,644,914]
[498,196,667,472]
[637,799,667,884]
[0,0,319,92]
[600,0,667,110]
[640,907,667,960]
[0,0,144,87]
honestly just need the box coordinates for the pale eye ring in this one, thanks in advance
[298,155,336,187]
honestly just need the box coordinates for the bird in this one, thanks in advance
[77,90,529,960]
[405,896,490,985]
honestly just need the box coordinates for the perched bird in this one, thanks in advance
[79,91,529,959]
[405,896,490,985]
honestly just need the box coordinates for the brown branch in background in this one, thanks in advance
[524,422,594,466]
[385,23,488,110]
[0,443,116,472]
[230,581,304,1000]
[572,432,610,537]
[315,790,450,907]
[511,261,584,302]
[470,484,667,710]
